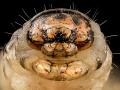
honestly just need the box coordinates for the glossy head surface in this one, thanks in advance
[27,9,94,57]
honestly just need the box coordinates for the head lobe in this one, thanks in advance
[27,9,94,57]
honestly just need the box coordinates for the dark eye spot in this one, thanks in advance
[96,61,102,69]
[71,15,80,25]
[54,13,67,19]
[96,58,103,69]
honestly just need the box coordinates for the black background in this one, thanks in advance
[0,0,120,67]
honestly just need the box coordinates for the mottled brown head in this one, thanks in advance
[27,9,94,57]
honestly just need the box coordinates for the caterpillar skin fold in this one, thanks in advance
[0,8,112,90]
